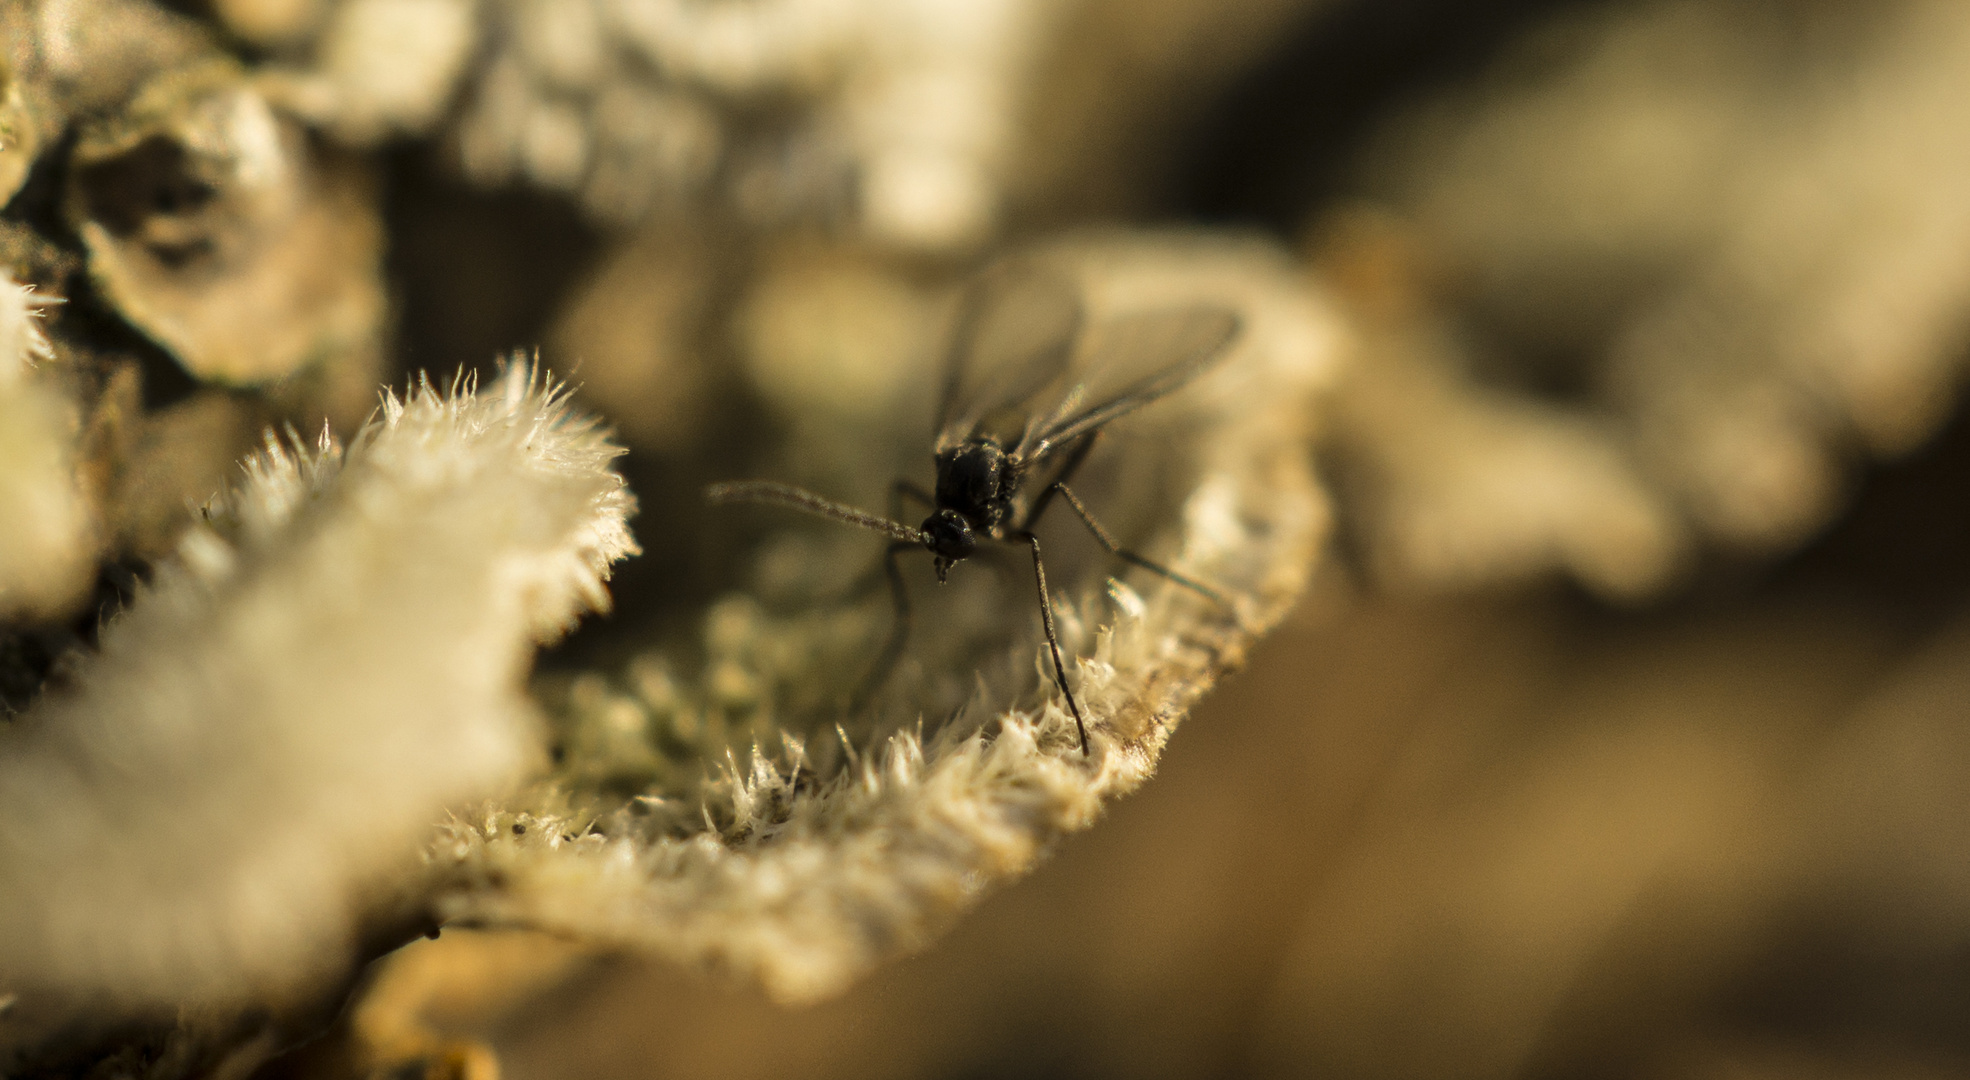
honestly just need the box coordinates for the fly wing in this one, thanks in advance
[1013,305,1241,464]
[933,266,1084,452]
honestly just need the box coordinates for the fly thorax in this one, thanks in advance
[935,440,1011,519]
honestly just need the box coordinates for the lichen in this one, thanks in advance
[0,275,88,622]
[0,365,636,1072]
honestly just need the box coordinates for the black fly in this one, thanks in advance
[708,266,1241,755]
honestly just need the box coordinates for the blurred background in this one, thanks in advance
[8,0,1970,1074]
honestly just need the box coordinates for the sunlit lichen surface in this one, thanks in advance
[9,0,1970,1076]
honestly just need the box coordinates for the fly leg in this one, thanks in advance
[843,481,935,712]
[1012,530,1090,756]
[1021,432,1225,607]
[1019,432,1098,530]
[849,540,918,715]
[1049,484,1226,607]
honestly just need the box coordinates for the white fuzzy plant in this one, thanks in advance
[0,278,90,623]
[0,360,638,1070]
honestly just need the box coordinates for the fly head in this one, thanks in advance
[921,508,976,582]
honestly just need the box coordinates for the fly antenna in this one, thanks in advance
[707,481,926,545]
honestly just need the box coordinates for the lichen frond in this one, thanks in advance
[0,276,89,622]
[0,362,637,1035]
[0,277,56,379]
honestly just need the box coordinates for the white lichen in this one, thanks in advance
[449,0,1044,245]
[267,0,481,143]
[67,59,387,407]
[0,365,635,1058]
[0,276,90,622]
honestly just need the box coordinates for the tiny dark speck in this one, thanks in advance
[511,822,526,835]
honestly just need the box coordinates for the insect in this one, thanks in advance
[708,266,1241,755]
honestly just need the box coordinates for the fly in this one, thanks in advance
[708,265,1241,755]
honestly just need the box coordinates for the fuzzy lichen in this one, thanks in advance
[446,0,1044,245]
[0,276,90,622]
[67,58,387,413]
[0,364,635,1071]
